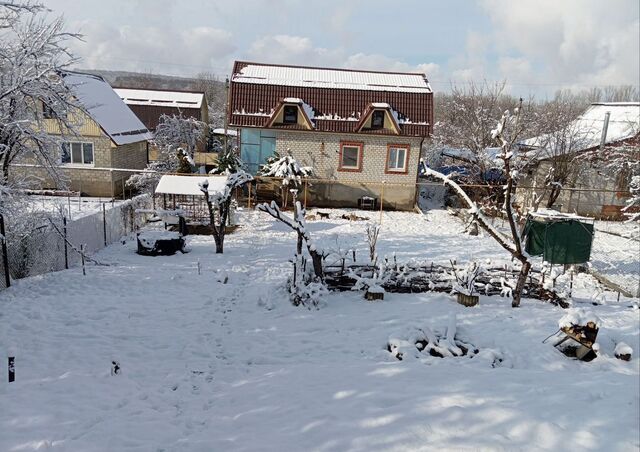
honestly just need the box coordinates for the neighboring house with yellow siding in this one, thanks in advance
[14,71,152,197]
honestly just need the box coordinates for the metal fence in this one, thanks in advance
[0,194,152,289]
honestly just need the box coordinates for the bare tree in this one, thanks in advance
[425,102,534,307]
[194,72,227,128]
[1,2,81,217]
[200,171,252,254]
[525,92,587,210]
[128,114,206,192]
[258,200,324,281]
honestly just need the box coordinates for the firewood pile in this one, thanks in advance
[324,261,568,307]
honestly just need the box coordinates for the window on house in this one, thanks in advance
[283,105,298,124]
[42,102,55,119]
[61,142,94,165]
[339,142,363,171]
[371,110,385,129]
[387,145,408,173]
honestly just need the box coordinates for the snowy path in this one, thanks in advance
[1,208,638,451]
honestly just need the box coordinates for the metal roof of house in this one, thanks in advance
[63,72,152,145]
[233,61,432,93]
[114,88,204,109]
[523,102,640,158]
[229,61,433,137]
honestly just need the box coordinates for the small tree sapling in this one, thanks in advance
[199,171,252,253]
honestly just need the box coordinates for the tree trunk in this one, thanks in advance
[512,259,531,307]
[309,248,324,281]
[546,186,561,208]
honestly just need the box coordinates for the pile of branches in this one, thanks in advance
[324,260,568,307]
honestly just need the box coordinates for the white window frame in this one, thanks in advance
[61,141,95,166]
[386,145,408,173]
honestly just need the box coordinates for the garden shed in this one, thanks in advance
[523,210,595,265]
[155,174,228,222]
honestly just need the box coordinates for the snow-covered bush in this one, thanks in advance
[209,147,244,175]
[451,261,481,296]
[258,151,312,207]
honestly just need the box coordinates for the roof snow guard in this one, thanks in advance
[114,88,204,109]
[229,61,434,137]
[233,62,432,93]
[63,72,152,145]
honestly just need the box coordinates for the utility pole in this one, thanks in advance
[223,77,230,154]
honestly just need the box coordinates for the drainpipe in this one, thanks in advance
[599,111,611,151]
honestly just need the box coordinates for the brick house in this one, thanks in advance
[519,102,640,219]
[228,61,433,210]
[15,71,152,197]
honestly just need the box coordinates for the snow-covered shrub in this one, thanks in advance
[258,151,312,207]
[451,261,481,296]
[209,147,244,175]
[365,223,380,265]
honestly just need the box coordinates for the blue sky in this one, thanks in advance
[46,0,639,97]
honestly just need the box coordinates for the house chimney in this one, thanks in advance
[599,111,611,151]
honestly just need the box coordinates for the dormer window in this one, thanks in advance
[283,105,298,124]
[371,110,385,129]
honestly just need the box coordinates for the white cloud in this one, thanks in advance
[479,0,640,90]
[68,20,236,75]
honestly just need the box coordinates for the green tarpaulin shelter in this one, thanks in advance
[523,211,594,265]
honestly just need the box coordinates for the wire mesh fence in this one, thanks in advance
[0,195,152,288]
[589,223,640,297]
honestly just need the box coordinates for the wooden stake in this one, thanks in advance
[81,244,86,276]
[8,356,14,383]
[379,182,385,224]
[304,178,308,209]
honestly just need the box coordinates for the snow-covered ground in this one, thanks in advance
[24,195,124,221]
[1,207,638,451]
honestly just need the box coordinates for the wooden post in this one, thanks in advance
[102,203,107,247]
[78,181,82,211]
[63,217,69,270]
[0,214,10,288]
[304,178,308,209]
[81,244,86,276]
[248,183,252,209]
[379,181,385,224]
[8,356,14,383]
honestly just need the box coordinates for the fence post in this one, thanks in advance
[63,217,69,270]
[304,178,308,210]
[102,203,107,247]
[81,244,86,276]
[379,181,385,224]
[248,183,252,209]
[0,213,10,288]
[8,356,14,383]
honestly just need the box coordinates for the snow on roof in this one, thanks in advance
[211,128,238,137]
[233,62,432,94]
[524,102,640,157]
[114,88,204,109]
[155,175,228,196]
[63,72,152,145]
[529,208,593,222]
